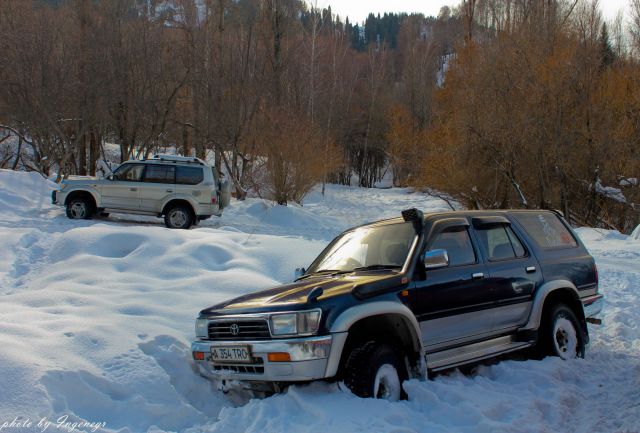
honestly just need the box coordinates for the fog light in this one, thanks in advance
[193,351,205,361]
[267,352,291,362]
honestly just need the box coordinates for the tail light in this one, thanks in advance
[594,262,599,289]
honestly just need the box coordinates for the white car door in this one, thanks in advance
[139,164,176,213]
[101,163,144,210]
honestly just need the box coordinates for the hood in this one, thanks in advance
[61,176,101,186]
[200,272,404,316]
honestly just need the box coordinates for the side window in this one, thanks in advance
[113,164,144,182]
[428,227,476,266]
[143,164,175,183]
[476,225,526,261]
[513,213,578,249]
[506,227,526,257]
[176,166,204,185]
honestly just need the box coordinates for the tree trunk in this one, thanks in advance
[78,133,87,175]
[88,131,99,176]
[11,136,23,170]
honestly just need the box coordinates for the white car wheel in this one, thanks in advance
[553,316,578,360]
[66,198,92,220]
[373,363,402,401]
[164,205,193,229]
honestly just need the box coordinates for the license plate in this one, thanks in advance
[210,346,252,364]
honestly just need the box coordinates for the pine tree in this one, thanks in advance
[600,23,616,68]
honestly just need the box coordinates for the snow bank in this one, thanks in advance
[0,170,58,223]
[0,169,638,433]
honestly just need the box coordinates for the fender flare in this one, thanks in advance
[521,279,580,330]
[63,187,100,207]
[160,195,199,215]
[324,301,423,378]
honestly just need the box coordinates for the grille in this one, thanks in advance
[212,364,265,374]
[212,358,265,374]
[207,319,271,340]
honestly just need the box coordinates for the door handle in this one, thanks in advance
[130,188,137,192]
[526,266,536,273]
[166,189,173,193]
[472,272,484,279]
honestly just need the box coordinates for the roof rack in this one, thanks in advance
[151,154,206,166]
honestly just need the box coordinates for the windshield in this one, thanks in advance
[306,222,417,274]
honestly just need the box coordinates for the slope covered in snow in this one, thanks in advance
[0,169,638,433]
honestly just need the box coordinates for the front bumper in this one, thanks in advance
[52,189,68,206]
[191,334,345,383]
[582,294,604,318]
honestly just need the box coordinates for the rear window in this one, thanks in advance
[513,213,577,249]
[176,166,204,185]
[476,225,527,261]
[143,164,175,183]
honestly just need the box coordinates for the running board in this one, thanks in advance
[427,335,532,371]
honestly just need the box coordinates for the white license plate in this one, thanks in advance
[210,346,252,364]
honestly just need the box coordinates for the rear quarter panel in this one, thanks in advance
[509,213,597,298]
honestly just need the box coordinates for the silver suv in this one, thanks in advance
[52,155,231,229]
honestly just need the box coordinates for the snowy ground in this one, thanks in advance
[0,169,638,433]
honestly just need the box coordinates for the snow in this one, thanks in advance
[437,54,454,88]
[619,178,638,187]
[594,179,627,204]
[0,168,639,433]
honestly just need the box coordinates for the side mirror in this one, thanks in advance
[294,267,306,280]
[423,249,449,270]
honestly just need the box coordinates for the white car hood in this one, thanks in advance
[61,177,103,187]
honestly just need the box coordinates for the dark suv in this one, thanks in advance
[191,209,604,400]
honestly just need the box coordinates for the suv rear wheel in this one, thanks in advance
[66,197,93,220]
[539,303,585,359]
[343,341,407,401]
[164,205,193,229]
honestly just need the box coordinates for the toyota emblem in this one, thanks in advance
[229,323,240,336]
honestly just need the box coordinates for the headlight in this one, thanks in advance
[270,310,321,336]
[195,318,208,338]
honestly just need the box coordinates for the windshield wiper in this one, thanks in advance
[352,264,402,271]
[300,266,399,280]
[302,269,357,278]
[296,269,345,280]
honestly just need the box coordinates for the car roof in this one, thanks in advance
[122,159,210,167]
[350,209,560,231]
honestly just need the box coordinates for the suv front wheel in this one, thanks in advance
[343,341,407,401]
[164,205,194,229]
[66,197,93,220]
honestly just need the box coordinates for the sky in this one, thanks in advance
[320,0,631,24]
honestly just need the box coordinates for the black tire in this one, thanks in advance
[164,205,193,229]
[536,303,585,360]
[65,197,93,220]
[343,341,407,401]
